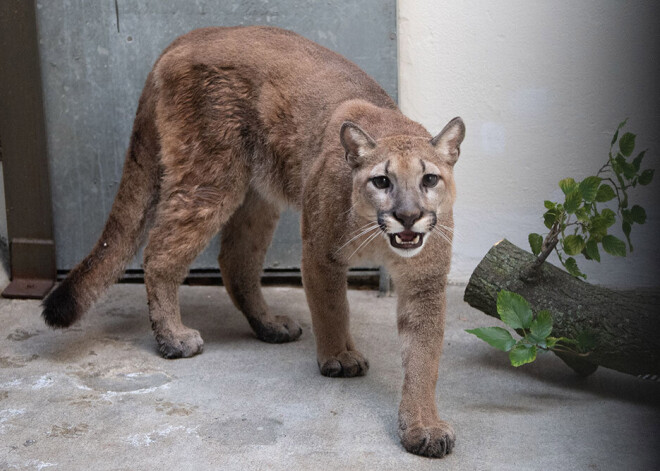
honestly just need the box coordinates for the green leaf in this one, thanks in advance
[613,154,626,175]
[564,190,582,214]
[546,337,559,349]
[621,209,633,224]
[530,310,553,341]
[544,200,556,210]
[575,207,590,222]
[497,290,533,330]
[576,330,596,353]
[578,176,601,203]
[639,169,654,185]
[610,129,619,147]
[543,209,560,229]
[509,344,537,367]
[622,221,631,236]
[465,327,516,352]
[585,239,601,262]
[622,162,637,180]
[632,150,646,171]
[602,235,626,256]
[601,209,616,227]
[589,216,607,239]
[630,205,646,224]
[611,119,628,147]
[528,233,543,256]
[619,132,636,157]
[564,257,586,278]
[563,234,586,256]
[559,178,577,195]
[595,184,616,202]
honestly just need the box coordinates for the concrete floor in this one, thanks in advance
[0,283,658,470]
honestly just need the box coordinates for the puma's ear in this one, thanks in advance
[430,117,465,165]
[340,121,376,169]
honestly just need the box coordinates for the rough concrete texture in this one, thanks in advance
[0,284,658,470]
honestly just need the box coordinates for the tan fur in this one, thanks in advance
[42,26,465,458]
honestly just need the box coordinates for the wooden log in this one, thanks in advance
[463,239,660,377]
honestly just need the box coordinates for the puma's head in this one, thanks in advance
[340,117,465,258]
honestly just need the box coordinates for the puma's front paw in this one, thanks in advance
[318,350,369,377]
[251,315,303,343]
[399,419,455,458]
[156,327,204,359]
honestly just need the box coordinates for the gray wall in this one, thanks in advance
[36,0,397,271]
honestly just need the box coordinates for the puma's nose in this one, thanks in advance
[393,211,422,230]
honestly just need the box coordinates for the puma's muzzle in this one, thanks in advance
[390,230,424,249]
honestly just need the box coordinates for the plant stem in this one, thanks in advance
[607,151,629,209]
[604,177,623,209]
[597,161,610,176]
[532,220,561,269]
[551,346,590,357]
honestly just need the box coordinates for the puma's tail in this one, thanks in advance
[42,82,160,328]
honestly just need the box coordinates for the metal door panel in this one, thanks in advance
[36,0,397,271]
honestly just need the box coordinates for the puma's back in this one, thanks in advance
[151,26,409,205]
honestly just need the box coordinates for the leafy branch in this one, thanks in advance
[466,291,594,367]
[528,119,654,278]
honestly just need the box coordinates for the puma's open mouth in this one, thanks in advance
[389,230,424,249]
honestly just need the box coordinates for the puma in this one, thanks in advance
[42,26,465,458]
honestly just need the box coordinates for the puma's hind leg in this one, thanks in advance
[218,189,302,343]
[144,163,250,358]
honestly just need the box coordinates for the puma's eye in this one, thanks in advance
[371,176,391,189]
[422,174,440,188]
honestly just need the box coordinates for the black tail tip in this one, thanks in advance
[42,279,80,328]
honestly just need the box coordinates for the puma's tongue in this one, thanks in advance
[397,230,417,242]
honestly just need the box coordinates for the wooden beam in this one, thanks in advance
[0,0,56,298]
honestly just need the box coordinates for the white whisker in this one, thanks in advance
[342,223,379,244]
[347,228,382,260]
[432,226,453,245]
[435,223,462,241]
[335,223,380,254]
[341,202,357,217]
[433,223,459,241]
[348,221,379,236]
[434,223,454,233]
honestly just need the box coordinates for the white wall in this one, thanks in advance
[398,0,660,288]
